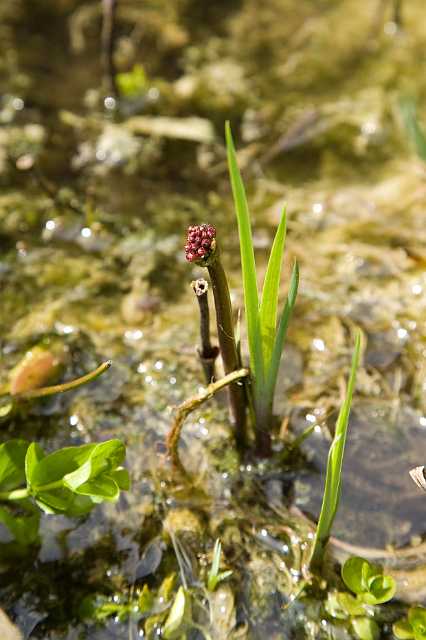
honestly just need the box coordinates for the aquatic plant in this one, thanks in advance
[185,223,247,446]
[394,606,426,639]
[225,123,299,455]
[310,331,361,570]
[0,438,129,545]
[325,556,396,640]
[207,538,233,592]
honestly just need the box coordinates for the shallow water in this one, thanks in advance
[1,1,426,637]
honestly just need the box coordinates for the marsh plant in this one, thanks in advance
[326,557,396,640]
[0,353,129,546]
[184,124,363,570]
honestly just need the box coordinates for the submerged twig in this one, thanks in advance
[191,279,219,383]
[14,360,112,400]
[166,368,249,473]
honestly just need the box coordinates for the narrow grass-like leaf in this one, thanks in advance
[310,331,362,569]
[259,208,287,369]
[225,122,263,384]
[399,97,426,162]
[265,260,299,402]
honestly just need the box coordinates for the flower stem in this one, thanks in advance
[207,256,247,448]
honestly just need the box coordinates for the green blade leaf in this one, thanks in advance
[310,331,362,568]
[265,260,299,403]
[163,586,191,639]
[259,208,287,370]
[225,121,263,385]
[0,440,29,492]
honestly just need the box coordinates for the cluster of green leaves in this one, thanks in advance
[82,539,233,637]
[116,64,147,98]
[326,556,396,640]
[0,438,129,543]
[394,607,426,640]
[82,573,192,638]
[310,331,361,569]
[225,122,299,438]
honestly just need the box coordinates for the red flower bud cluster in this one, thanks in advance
[185,224,216,262]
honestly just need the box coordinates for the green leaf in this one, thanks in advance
[63,440,125,491]
[73,475,120,502]
[208,539,222,591]
[0,440,29,492]
[409,607,426,639]
[25,442,45,487]
[393,620,415,640]
[30,443,95,488]
[342,557,373,595]
[110,468,130,490]
[336,592,366,616]
[325,592,348,620]
[35,489,94,516]
[310,331,362,568]
[225,122,263,386]
[362,574,396,605]
[399,97,426,162]
[138,584,154,614]
[351,616,380,640]
[265,260,299,404]
[0,505,39,546]
[259,208,287,369]
[163,587,191,639]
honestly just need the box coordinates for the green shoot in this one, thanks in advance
[310,331,362,570]
[399,97,426,162]
[341,557,396,605]
[225,122,299,451]
[207,539,233,592]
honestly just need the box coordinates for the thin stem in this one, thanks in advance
[102,0,118,97]
[14,360,112,401]
[207,255,247,448]
[166,368,249,473]
[0,488,29,501]
[0,478,63,502]
[191,279,219,383]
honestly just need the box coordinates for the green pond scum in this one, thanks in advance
[2,0,426,638]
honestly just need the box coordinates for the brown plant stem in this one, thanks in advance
[207,254,247,448]
[166,368,249,473]
[191,279,219,383]
[102,0,118,97]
